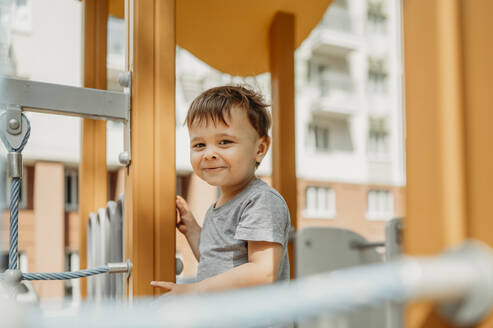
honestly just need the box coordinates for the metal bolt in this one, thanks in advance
[176,257,184,275]
[119,151,130,166]
[8,119,19,130]
[118,72,131,88]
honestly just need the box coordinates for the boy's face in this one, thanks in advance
[189,106,269,190]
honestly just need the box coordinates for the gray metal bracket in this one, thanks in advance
[0,106,28,150]
[0,75,132,165]
[0,77,129,121]
[6,105,22,135]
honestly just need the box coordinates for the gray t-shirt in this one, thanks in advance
[197,178,291,282]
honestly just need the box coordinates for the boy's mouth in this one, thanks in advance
[203,167,226,171]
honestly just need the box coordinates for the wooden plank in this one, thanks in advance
[127,0,176,297]
[154,0,177,291]
[403,0,470,326]
[461,1,493,326]
[269,12,297,278]
[79,0,108,298]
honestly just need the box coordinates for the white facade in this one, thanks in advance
[1,0,405,188]
[175,0,405,187]
[294,0,404,186]
[2,0,125,168]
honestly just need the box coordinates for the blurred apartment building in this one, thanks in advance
[175,0,405,277]
[0,0,405,295]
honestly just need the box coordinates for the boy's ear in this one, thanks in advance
[255,136,271,162]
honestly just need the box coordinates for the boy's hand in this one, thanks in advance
[150,281,197,295]
[176,195,199,236]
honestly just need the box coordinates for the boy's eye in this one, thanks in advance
[219,140,233,145]
[192,143,205,148]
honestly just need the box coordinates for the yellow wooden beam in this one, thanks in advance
[79,0,108,298]
[403,0,465,326]
[269,11,297,278]
[109,0,124,19]
[461,1,493,326]
[403,0,493,326]
[126,0,176,297]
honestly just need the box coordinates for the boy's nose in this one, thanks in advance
[204,149,218,160]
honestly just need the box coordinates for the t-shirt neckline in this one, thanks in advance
[212,178,262,212]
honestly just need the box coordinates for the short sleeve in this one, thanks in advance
[234,191,290,247]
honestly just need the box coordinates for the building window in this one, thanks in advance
[368,117,389,157]
[314,62,353,96]
[308,124,330,152]
[303,186,336,219]
[368,129,388,155]
[320,1,352,33]
[317,64,330,96]
[367,0,387,24]
[65,168,79,212]
[367,57,388,92]
[367,189,394,220]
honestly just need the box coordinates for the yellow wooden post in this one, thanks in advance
[403,0,493,326]
[79,0,109,298]
[125,0,176,297]
[461,1,493,326]
[269,12,297,278]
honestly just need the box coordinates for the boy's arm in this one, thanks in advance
[151,241,283,294]
[195,240,283,292]
[185,223,201,262]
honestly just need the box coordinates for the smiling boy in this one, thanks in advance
[151,85,291,294]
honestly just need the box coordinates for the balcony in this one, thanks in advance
[310,7,361,55]
[311,71,358,118]
[320,7,353,33]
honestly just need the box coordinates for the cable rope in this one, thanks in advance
[0,114,31,270]
[0,113,113,281]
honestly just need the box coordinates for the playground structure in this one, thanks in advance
[0,0,493,327]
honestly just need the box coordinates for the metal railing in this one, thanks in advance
[2,240,492,327]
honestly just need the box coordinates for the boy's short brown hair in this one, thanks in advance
[186,85,271,138]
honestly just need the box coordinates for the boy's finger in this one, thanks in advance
[150,281,173,290]
[176,196,188,209]
[176,195,185,205]
[176,199,185,211]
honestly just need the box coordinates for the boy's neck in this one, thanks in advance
[217,176,257,207]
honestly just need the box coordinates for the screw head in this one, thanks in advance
[119,151,130,166]
[8,119,19,130]
[118,72,130,88]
